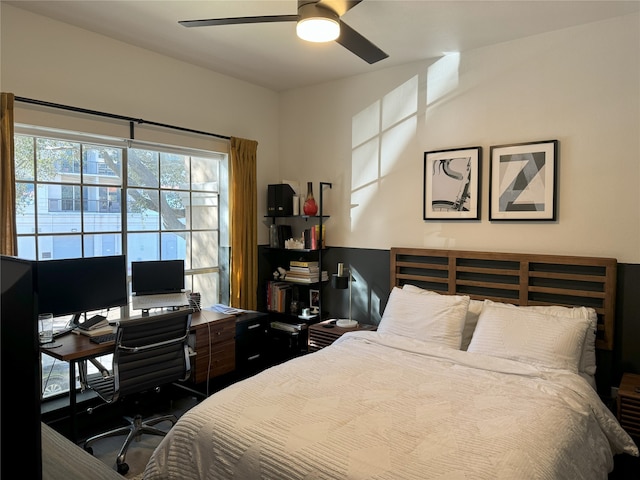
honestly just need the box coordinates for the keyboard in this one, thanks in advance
[132,292,188,310]
[90,333,116,344]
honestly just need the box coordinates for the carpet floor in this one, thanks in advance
[86,394,199,479]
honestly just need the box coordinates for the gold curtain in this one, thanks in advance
[229,136,258,310]
[0,92,17,256]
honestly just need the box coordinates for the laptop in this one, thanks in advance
[131,260,189,310]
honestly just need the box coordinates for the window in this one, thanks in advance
[14,127,229,399]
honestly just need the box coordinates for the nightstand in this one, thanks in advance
[617,373,640,437]
[308,320,376,352]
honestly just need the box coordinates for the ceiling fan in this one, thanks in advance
[178,0,388,64]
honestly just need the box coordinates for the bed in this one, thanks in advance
[144,248,639,479]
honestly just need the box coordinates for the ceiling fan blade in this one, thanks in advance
[317,0,363,17]
[335,20,388,64]
[179,15,298,28]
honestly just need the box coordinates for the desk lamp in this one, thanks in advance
[331,263,357,328]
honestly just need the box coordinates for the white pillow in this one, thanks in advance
[462,299,484,350]
[379,287,470,348]
[402,284,482,350]
[467,300,591,373]
[480,300,598,377]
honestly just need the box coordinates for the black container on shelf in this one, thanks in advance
[267,184,295,216]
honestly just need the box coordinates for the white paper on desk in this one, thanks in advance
[209,304,247,315]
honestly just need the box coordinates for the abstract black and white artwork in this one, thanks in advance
[489,140,558,221]
[423,147,481,220]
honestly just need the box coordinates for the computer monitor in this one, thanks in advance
[1,255,42,480]
[36,255,128,324]
[131,260,185,295]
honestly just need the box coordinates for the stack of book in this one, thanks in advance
[73,323,115,337]
[267,281,291,312]
[302,224,326,250]
[286,260,328,284]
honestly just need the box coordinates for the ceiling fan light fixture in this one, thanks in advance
[296,4,340,43]
[297,17,339,42]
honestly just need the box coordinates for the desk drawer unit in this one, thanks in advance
[236,314,269,376]
[192,316,236,383]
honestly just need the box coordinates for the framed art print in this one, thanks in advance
[423,146,481,220]
[489,140,558,221]
[309,289,319,309]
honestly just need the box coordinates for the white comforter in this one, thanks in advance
[144,332,638,479]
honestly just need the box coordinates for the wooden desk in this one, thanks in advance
[188,309,236,383]
[41,309,235,440]
[41,331,115,441]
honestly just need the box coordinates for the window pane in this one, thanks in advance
[15,182,35,234]
[128,148,159,188]
[192,231,218,268]
[15,135,35,181]
[191,156,218,192]
[83,186,122,232]
[17,236,36,260]
[41,353,70,399]
[161,190,188,230]
[160,152,189,190]
[191,272,218,308]
[127,232,160,263]
[82,145,122,186]
[38,235,82,260]
[37,184,82,233]
[84,233,123,257]
[160,232,190,268]
[192,192,218,230]
[127,188,160,230]
[37,138,80,182]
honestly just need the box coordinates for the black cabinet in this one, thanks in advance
[268,321,309,363]
[235,312,269,379]
[235,312,309,378]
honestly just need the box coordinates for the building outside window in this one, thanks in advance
[14,127,229,399]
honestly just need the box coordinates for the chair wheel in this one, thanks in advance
[117,462,129,474]
[84,446,93,455]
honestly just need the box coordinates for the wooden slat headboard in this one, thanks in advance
[390,248,617,350]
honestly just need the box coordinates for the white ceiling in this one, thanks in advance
[7,0,640,92]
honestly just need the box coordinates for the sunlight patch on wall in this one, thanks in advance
[352,138,379,190]
[381,116,417,177]
[426,53,460,106]
[352,101,381,149]
[346,265,383,326]
[351,182,379,229]
[350,76,420,231]
[382,76,419,130]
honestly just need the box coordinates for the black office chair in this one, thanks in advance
[82,308,193,474]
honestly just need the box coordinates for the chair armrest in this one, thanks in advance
[88,358,112,378]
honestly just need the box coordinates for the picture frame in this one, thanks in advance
[489,140,558,221]
[423,147,481,220]
[309,289,319,309]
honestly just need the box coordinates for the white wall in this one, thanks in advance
[2,5,639,263]
[0,4,281,225]
[280,13,640,263]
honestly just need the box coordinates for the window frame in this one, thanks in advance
[14,124,229,401]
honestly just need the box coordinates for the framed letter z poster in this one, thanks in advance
[489,140,558,221]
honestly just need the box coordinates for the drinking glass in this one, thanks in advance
[38,313,54,344]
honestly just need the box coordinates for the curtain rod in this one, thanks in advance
[15,96,231,141]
